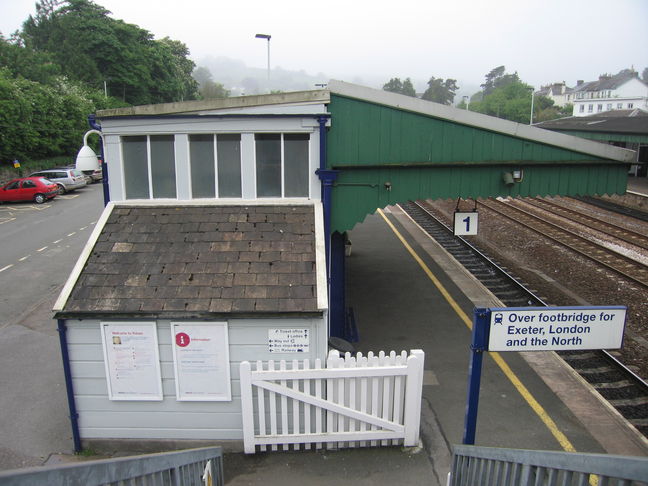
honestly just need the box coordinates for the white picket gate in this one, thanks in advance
[239,349,425,453]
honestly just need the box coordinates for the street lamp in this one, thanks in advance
[529,87,535,125]
[255,33,271,83]
[462,95,469,110]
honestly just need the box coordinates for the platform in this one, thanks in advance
[346,205,648,463]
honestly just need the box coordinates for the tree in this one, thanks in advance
[642,67,648,83]
[21,0,198,105]
[421,77,458,105]
[470,80,546,124]
[192,66,229,100]
[382,77,416,97]
[480,65,520,96]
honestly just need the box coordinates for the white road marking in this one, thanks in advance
[37,246,48,252]
[67,232,76,237]
[18,255,30,262]
[0,264,14,273]
[53,239,63,244]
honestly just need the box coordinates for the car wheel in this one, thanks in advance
[34,193,46,204]
[57,184,66,195]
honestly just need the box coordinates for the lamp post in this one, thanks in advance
[255,33,271,84]
[529,87,535,125]
[462,95,469,110]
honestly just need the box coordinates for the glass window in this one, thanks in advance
[255,134,282,197]
[628,103,634,109]
[189,134,216,198]
[122,136,149,199]
[217,134,242,197]
[607,104,612,111]
[588,104,593,112]
[284,134,309,197]
[22,180,36,188]
[617,103,623,109]
[597,104,603,112]
[150,135,176,198]
[579,105,584,113]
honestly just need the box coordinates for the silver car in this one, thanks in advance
[29,168,87,194]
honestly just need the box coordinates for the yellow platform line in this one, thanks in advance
[377,208,577,453]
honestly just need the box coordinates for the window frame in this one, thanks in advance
[254,133,311,199]
[121,134,178,200]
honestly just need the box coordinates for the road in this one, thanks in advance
[0,183,105,470]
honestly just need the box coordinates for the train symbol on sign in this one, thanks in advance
[494,313,503,325]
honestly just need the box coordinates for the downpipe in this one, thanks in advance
[57,319,82,453]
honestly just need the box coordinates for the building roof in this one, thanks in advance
[534,109,648,135]
[54,203,326,318]
[573,70,645,93]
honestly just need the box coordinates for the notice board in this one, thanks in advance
[101,322,163,401]
[171,322,232,401]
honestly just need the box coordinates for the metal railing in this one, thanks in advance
[449,445,648,486]
[0,446,223,486]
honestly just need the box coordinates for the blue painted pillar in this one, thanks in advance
[463,308,490,445]
[329,231,346,338]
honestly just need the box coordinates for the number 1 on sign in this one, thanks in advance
[454,212,479,236]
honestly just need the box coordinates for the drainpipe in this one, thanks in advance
[314,115,337,273]
[88,114,109,207]
[315,115,341,336]
[57,319,82,453]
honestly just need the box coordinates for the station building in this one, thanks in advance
[53,80,634,448]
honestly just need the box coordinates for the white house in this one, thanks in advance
[536,82,573,107]
[572,70,648,117]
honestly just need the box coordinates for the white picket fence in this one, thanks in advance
[239,349,425,453]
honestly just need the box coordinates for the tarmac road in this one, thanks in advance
[0,184,104,470]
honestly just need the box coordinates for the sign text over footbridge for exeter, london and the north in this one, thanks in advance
[487,306,627,352]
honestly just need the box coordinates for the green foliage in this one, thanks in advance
[21,0,199,105]
[421,77,458,105]
[382,77,416,97]
[470,80,538,124]
[193,66,230,99]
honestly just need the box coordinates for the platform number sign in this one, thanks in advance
[454,211,478,236]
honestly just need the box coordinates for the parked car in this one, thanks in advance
[29,168,87,194]
[0,177,58,204]
[81,167,102,183]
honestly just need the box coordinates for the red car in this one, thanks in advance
[0,177,58,204]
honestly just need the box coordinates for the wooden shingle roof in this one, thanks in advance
[56,204,324,318]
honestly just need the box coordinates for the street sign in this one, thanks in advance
[454,211,478,236]
[463,305,627,445]
[488,306,626,351]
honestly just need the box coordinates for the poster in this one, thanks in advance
[101,322,163,401]
[171,322,231,401]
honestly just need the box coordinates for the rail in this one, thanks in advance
[449,445,648,486]
[0,446,224,486]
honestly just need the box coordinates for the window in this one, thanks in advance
[607,103,612,111]
[22,180,36,188]
[255,134,309,198]
[628,103,634,109]
[579,105,585,113]
[617,103,623,109]
[122,135,177,199]
[188,134,242,198]
[597,104,603,112]
[588,104,593,113]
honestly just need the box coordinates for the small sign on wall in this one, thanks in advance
[268,328,310,353]
[171,322,232,401]
[101,322,163,401]
[454,211,479,236]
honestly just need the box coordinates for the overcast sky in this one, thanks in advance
[1,0,647,92]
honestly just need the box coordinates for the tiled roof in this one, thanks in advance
[58,204,322,318]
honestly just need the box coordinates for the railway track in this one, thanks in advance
[478,198,648,288]
[519,197,648,251]
[400,199,648,438]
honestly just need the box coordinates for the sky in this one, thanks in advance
[1,0,647,92]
